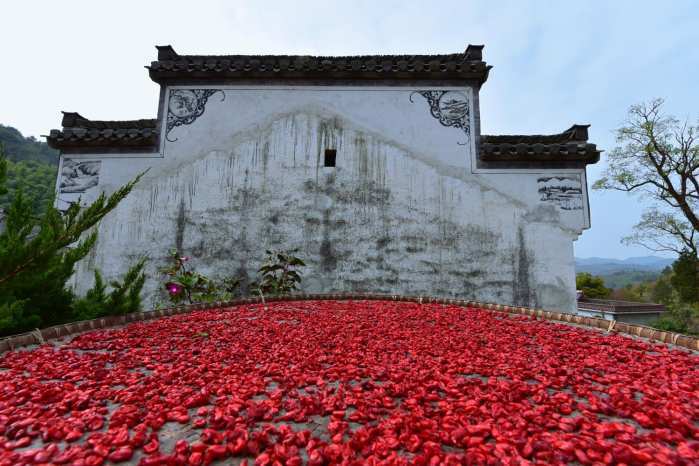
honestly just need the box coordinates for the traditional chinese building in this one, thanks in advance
[47,45,599,312]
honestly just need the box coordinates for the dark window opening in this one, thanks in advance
[324,149,337,167]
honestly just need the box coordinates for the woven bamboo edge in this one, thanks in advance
[0,292,697,353]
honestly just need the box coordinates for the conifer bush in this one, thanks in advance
[0,145,145,335]
[72,259,147,321]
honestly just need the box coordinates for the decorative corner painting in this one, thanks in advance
[410,90,471,145]
[166,89,225,142]
[60,159,101,194]
[537,176,583,210]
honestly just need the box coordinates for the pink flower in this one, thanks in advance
[165,281,183,295]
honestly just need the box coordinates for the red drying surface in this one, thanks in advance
[0,300,697,465]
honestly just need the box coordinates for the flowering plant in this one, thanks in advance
[161,249,304,304]
[161,250,219,304]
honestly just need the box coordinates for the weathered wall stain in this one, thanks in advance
[73,107,580,311]
[512,226,534,307]
[175,199,186,253]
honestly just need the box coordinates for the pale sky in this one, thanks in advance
[1,0,697,259]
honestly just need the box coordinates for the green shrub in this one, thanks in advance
[576,272,611,299]
[651,299,699,335]
[72,259,147,320]
[160,248,305,304]
[0,145,144,336]
[670,251,699,303]
[251,249,306,295]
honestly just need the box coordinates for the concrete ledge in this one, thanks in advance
[1,293,697,353]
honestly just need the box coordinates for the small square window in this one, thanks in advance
[324,149,336,167]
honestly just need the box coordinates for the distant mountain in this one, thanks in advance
[575,255,674,289]
[600,270,664,289]
[575,256,674,274]
[0,124,58,213]
[0,124,58,165]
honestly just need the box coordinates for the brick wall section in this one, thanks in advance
[1,293,697,353]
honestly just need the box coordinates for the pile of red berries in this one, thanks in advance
[1,300,697,465]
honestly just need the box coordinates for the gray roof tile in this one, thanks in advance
[147,45,491,85]
[46,112,158,151]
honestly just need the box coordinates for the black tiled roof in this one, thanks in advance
[479,125,600,166]
[148,45,491,85]
[46,112,158,152]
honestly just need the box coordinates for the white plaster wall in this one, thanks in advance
[60,86,589,312]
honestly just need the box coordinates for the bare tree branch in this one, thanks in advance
[595,99,699,256]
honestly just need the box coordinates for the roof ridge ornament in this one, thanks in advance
[465,44,484,61]
[60,111,89,128]
[564,124,590,141]
[156,45,179,61]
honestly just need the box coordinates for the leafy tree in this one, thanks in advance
[670,251,699,303]
[0,125,59,215]
[0,145,145,335]
[0,150,7,197]
[612,283,647,303]
[72,259,147,320]
[593,99,698,257]
[651,274,673,304]
[593,98,699,332]
[0,159,57,214]
[636,282,650,300]
[576,272,611,299]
